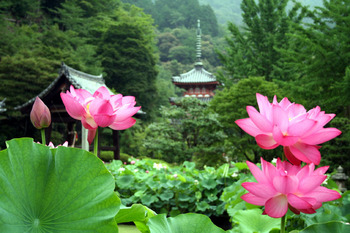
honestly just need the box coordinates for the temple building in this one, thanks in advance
[172,20,219,102]
[14,63,138,160]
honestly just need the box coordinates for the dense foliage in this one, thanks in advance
[122,0,219,37]
[106,159,238,218]
[143,97,226,166]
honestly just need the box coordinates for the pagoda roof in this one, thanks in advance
[172,63,218,85]
[14,63,113,111]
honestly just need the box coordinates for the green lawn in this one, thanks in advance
[118,224,141,233]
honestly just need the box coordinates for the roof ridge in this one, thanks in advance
[62,63,104,84]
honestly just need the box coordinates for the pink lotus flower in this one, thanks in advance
[60,86,141,144]
[48,141,68,148]
[241,158,341,218]
[130,160,135,165]
[235,93,341,165]
[30,97,51,129]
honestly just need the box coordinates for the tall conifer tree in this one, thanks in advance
[218,0,307,84]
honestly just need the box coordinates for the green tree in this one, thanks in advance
[0,0,42,24]
[280,0,350,115]
[143,97,226,167]
[218,0,307,84]
[98,5,158,120]
[0,53,59,110]
[153,0,219,36]
[155,66,176,108]
[209,77,283,163]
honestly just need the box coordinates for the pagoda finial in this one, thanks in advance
[195,19,203,67]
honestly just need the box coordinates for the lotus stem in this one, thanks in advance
[94,128,98,156]
[280,215,286,233]
[282,153,286,162]
[41,129,46,146]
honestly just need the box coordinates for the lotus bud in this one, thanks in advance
[30,97,51,129]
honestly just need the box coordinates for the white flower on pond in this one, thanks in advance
[118,167,125,172]
[153,163,166,170]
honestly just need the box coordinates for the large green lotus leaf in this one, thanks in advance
[115,204,155,233]
[0,138,120,232]
[299,221,350,233]
[232,209,280,233]
[115,204,149,224]
[147,213,226,233]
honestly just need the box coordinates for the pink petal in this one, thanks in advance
[241,193,267,206]
[305,112,335,136]
[74,87,93,100]
[247,106,273,132]
[283,147,301,165]
[87,129,97,145]
[290,143,321,165]
[278,97,292,109]
[246,160,268,183]
[296,164,313,180]
[273,175,299,194]
[256,93,272,120]
[115,106,141,122]
[242,182,277,198]
[301,128,341,145]
[89,99,116,127]
[287,103,306,119]
[89,98,113,115]
[288,119,316,136]
[81,115,98,130]
[122,96,136,105]
[62,141,69,147]
[287,194,314,210]
[265,195,288,218]
[298,175,327,193]
[94,114,116,127]
[314,166,329,175]
[255,134,279,149]
[299,208,316,214]
[272,127,299,146]
[272,105,289,132]
[93,86,111,100]
[109,117,136,130]
[60,93,85,120]
[110,94,123,107]
[235,118,264,137]
[306,186,341,203]
[261,158,279,182]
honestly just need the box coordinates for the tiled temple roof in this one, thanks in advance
[14,62,112,110]
[172,64,217,84]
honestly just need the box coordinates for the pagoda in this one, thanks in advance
[172,20,219,102]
